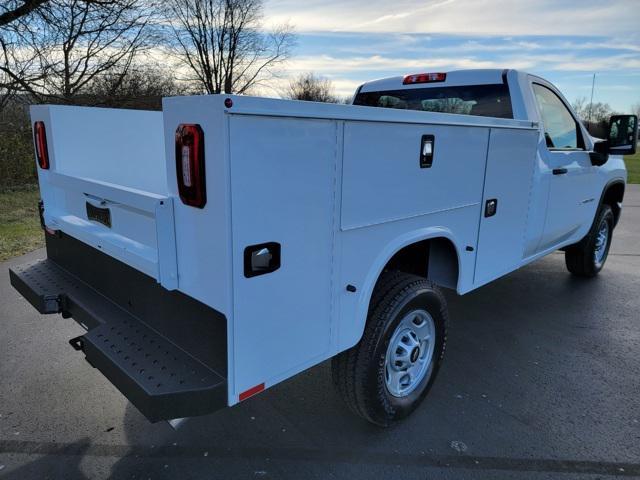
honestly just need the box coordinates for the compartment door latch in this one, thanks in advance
[485,198,498,217]
[420,135,435,168]
[244,242,281,278]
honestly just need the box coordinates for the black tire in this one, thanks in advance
[331,271,448,427]
[565,204,614,277]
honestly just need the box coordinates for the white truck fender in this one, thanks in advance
[344,226,462,352]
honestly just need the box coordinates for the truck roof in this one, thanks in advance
[359,69,515,93]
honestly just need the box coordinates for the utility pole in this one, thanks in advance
[587,73,596,124]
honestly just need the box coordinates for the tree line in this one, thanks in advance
[0,0,341,188]
[571,97,640,138]
[0,0,325,110]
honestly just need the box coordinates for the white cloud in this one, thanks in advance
[264,0,640,37]
[281,54,531,75]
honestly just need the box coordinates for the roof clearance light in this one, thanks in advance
[402,72,447,85]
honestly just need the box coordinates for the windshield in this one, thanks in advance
[353,83,513,119]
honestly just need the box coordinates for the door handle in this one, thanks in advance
[552,168,568,175]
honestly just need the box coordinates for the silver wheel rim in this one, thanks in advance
[594,219,610,268]
[385,309,436,398]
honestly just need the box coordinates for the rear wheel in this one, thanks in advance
[565,204,614,277]
[331,271,448,427]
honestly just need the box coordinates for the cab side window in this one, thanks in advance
[532,84,580,149]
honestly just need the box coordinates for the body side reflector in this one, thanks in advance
[239,383,265,401]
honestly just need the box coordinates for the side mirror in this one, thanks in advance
[590,114,638,166]
[590,141,609,166]
[607,114,638,155]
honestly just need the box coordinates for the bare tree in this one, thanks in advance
[0,0,48,26]
[0,0,158,105]
[571,97,587,119]
[572,96,616,123]
[0,0,122,27]
[1,3,52,106]
[19,0,158,102]
[0,36,16,109]
[83,63,183,109]
[631,102,640,118]
[286,72,338,103]
[166,0,294,95]
[572,96,623,137]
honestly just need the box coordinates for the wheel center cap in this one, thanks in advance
[410,346,420,363]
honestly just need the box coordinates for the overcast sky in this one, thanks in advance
[263,0,640,111]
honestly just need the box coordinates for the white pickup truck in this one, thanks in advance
[9,69,638,427]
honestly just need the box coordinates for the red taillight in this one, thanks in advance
[34,121,49,169]
[175,124,206,208]
[402,72,447,85]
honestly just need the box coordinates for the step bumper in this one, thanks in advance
[9,233,228,423]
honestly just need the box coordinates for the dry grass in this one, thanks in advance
[0,187,43,262]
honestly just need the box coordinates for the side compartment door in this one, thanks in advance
[474,128,538,286]
[229,115,337,399]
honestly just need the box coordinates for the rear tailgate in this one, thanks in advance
[31,105,177,290]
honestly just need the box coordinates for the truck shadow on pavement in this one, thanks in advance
[109,256,640,478]
[1,438,92,480]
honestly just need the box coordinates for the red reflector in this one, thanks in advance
[34,121,49,169]
[239,383,265,401]
[175,124,206,208]
[402,72,447,85]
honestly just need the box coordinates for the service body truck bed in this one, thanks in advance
[9,69,634,426]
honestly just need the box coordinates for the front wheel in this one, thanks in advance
[331,272,448,427]
[565,204,614,277]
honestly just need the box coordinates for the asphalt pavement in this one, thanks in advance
[1,186,639,479]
